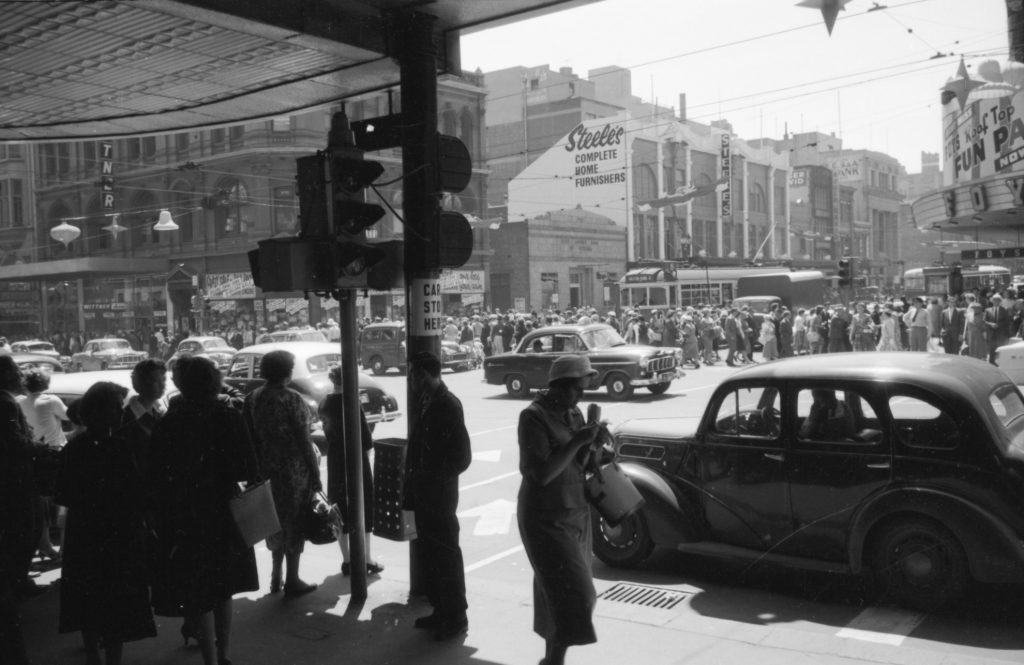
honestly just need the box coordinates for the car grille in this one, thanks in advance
[648,355,676,372]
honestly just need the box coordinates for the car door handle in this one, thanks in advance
[763,453,784,462]
[866,462,890,469]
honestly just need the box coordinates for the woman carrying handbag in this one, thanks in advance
[149,356,260,665]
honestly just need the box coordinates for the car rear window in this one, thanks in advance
[306,354,340,374]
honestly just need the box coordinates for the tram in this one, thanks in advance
[618,265,807,312]
[902,265,1012,299]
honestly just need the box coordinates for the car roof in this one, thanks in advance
[45,369,136,397]
[235,342,340,358]
[523,323,615,336]
[14,339,51,345]
[13,353,62,365]
[181,336,229,344]
[725,352,1011,401]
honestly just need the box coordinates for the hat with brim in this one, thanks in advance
[548,355,598,385]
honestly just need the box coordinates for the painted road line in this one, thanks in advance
[461,470,519,491]
[465,545,525,573]
[458,498,517,535]
[472,449,502,462]
[836,606,926,645]
[471,425,516,437]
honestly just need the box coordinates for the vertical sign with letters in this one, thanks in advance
[100,141,115,212]
[720,134,732,219]
[412,278,443,335]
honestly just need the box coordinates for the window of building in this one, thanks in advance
[229,125,245,149]
[749,183,766,214]
[0,179,24,228]
[529,78,540,90]
[142,136,157,161]
[40,144,57,181]
[125,138,141,162]
[57,143,70,177]
[175,132,190,157]
[214,178,249,239]
[273,185,298,235]
[211,128,226,153]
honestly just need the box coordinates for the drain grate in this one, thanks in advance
[598,583,689,610]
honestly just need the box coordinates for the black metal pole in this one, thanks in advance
[395,9,441,597]
[338,289,367,601]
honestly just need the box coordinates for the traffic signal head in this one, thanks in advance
[837,257,854,287]
[948,265,964,295]
[330,154,385,236]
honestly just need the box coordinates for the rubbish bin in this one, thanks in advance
[372,437,417,541]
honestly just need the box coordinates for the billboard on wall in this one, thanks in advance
[830,157,861,182]
[508,113,630,225]
[942,66,1024,185]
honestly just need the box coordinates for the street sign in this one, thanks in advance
[961,247,1024,260]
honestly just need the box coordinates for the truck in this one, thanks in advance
[731,270,828,318]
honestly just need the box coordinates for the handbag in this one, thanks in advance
[303,491,340,545]
[228,479,281,547]
[585,460,645,527]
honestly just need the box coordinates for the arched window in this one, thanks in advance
[442,106,457,136]
[749,182,767,214]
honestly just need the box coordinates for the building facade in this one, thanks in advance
[0,73,489,339]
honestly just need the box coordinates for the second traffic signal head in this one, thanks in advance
[837,257,854,287]
[329,154,385,236]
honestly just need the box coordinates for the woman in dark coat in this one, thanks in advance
[149,356,259,665]
[243,350,322,596]
[319,365,383,576]
[57,381,156,665]
[517,355,602,665]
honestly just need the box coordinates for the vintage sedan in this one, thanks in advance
[483,323,679,400]
[224,342,401,436]
[169,335,237,370]
[255,328,326,344]
[69,338,148,372]
[13,353,66,376]
[995,337,1024,383]
[595,353,1024,610]
[11,339,62,360]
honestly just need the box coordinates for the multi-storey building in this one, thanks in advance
[0,74,489,339]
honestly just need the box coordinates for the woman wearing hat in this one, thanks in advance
[517,356,603,665]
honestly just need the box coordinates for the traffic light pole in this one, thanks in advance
[395,10,441,597]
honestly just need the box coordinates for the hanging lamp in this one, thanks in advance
[153,209,179,232]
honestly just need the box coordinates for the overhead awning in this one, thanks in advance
[0,0,600,141]
[0,257,169,282]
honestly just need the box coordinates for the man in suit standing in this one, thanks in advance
[407,351,472,640]
[940,296,965,355]
[985,292,1012,364]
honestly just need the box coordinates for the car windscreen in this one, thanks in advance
[203,339,228,349]
[581,327,627,349]
[99,340,130,350]
[988,384,1024,454]
[306,354,340,374]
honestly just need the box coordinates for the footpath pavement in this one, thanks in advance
[18,540,1006,665]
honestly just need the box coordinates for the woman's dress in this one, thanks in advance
[516,392,597,647]
[57,432,156,641]
[148,398,259,616]
[243,384,319,555]
[964,313,988,360]
[319,394,374,534]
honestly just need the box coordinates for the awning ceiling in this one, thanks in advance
[0,0,599,142]
[0,257,171,282]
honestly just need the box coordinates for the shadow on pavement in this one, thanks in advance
[592,549,1024,652]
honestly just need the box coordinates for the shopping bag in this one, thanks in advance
[585,461,645,527]
[228,480,281,547]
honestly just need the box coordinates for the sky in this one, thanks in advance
[460,0,1010,173]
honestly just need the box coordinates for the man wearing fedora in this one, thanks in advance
[406,351,471,640]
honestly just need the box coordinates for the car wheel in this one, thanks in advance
[605,373,634,400]
[591,507,654,567]
[369,356,386,375]
[505,374,529,398]
[871,518,968,611]
[647,381,671,395]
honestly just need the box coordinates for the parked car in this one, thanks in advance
[224,342,401,440]
[11,339,61,359]
[595,352,1024,610]
[13,353,66,376]
[168,335,237,370]
[69,338,148,372]
[255,328,327,344]
[483,323,679,400]
[359,322,474,374]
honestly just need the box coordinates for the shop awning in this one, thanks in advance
[0,257,169,282]
[0,0,599,141]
